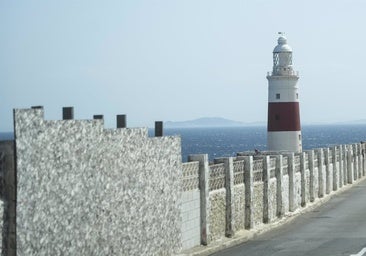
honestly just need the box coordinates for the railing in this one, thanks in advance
[209,163,226,191]
[253,159,263,182]
[233,160,245,185]
[182,161,200,191]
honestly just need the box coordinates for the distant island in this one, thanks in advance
[165,117,265,128]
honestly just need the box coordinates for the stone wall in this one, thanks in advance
[13,108,182,256]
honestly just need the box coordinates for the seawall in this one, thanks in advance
[0,107,365,255]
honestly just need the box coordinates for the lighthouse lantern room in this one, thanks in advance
[267,33,302,152]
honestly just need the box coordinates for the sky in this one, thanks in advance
[1,0,366,131]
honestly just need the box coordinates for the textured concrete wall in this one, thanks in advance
[181,190,200,250]
[14,108,182,256]
[233,185,245,231]
[208,189,226,242]
[269,178,277,220]
[253,182,264,226]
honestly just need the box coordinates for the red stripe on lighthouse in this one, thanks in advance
[267,102,301,131]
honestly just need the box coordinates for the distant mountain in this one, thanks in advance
[165,117,263,128]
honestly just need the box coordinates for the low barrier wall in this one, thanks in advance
[181,143,366,252]
[1,107,365,255]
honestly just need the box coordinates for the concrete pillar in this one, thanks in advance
[287,153,296,212]
[155,121,163,137]
[214,157,235,237]
[338,145,343,188]
[317,149,325,198]
[244,156,254,230]
[332,146,338,191]
[263,156,271,223]
[300,152,307,207]
[307,150,315,202]
[62,107,74,120]
[347,145,354,184]
[188,154,210,246]
[116,115,126,128]
[361,142,366,176]
[342,145,348,185]
[357,144,362,178]
[353,144,358,180]
[324,148,331,194]
[275,155,284,217]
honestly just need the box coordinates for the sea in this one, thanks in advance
[2,124,366,162]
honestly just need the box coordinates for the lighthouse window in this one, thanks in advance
[296,93,299,99]
[276,93,280,99]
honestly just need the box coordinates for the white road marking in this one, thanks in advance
[351,247,366,256]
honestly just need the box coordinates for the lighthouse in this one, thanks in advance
[267,33,302,152]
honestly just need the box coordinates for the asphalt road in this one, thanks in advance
[212,178,366,256]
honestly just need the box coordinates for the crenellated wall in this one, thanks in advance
[12,108,183,256]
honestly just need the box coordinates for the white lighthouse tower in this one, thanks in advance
[267,33,302,152]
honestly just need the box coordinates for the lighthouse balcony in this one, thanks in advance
[267,69,299,77]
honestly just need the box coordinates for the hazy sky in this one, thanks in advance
[1,0,366,131]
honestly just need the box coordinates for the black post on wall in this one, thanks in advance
[155,121,163,137]
[62,107,74,120]
[93,115,104,120]
[116,115,127,128]
[31,106,43,109]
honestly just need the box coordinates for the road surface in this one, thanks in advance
[212,178,366,256]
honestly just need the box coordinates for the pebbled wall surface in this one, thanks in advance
[233,185,245,232]
[14,108,182,256]
[208,189,226,242]
[269,178,277,220]
[253,182,264,226]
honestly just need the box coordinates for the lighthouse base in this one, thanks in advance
[267,131,302,153]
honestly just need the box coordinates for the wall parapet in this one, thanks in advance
[181,142,366,252]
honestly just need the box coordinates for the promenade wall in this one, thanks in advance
[0,107,365,255]
[181,143,366,251]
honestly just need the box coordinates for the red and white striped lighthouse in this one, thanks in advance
[267,33,302,152]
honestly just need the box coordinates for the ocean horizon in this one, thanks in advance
[2,124,366,162]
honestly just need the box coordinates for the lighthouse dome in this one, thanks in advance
[273,36,292,53]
